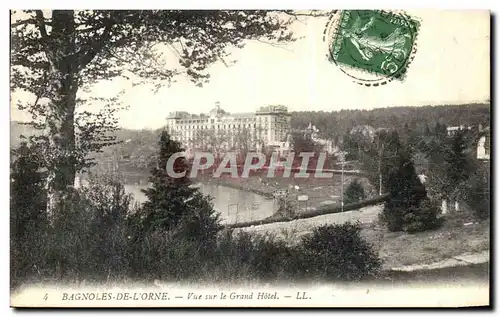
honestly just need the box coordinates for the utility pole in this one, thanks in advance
[378,163,382,196]
[378,155,382,196]
[378,139,384,196]
[229,203,239,223]
[341,158,344,213]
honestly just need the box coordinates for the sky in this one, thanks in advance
[10,9,490,130]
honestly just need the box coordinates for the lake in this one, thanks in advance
[123,182,275,225]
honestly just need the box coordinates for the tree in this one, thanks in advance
[342,132,360,161]
[416,128,477,204]
[290,130,317,153]
[355,129,396,196]
[232,127,254,152]
[11,9,295,218]
[128,130,222,266]
[444,131,476,199]
[288,130,323,169]
[139,131,221,237]
[290,104,490,145]
[379,132,442,232]
[343,179,366,205]
[460,162,490,219]
[10,142,48,286]
[10,142,48,235]
[140,131,195,229]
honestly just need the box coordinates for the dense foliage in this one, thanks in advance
[298,223,381,280]
[290,103,490,142]
[130,130,222,256]
[10,132,381,289]
[343,179,366,205]
[10,143,49,285]
[11,9,296,217]
[379,137,443,233]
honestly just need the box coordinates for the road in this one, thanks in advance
[379,262,490,284]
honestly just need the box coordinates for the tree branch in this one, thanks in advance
[11,17,38,28]
[280,10,336,18]
[11,55,49,69]
[35,10,48,40]
[251,39,294,52]
[77,19,114,69]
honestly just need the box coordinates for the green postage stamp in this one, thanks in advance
[324,10,420,86]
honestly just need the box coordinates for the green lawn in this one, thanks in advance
[362,213,490,269]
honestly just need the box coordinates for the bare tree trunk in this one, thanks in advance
[43,11,79,221]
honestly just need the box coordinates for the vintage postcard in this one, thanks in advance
[10,9,490,308]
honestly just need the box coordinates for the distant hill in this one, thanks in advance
[10,122,161,174]
[290,103,490,141]
[90,127,161,173]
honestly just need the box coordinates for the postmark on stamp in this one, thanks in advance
[323,10,420,86]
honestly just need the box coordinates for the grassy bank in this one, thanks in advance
[235,207,490,270]
[372,214,490,269]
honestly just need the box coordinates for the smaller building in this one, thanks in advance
[278,122,338,158]
[350,125,377,140]
[477,126,490,160]
[446,125,472,136]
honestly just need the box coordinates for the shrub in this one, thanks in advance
[127,228,209,282]
[401,199,444,233]
[81,173,132,280]
[45,190,97,282]
[242,233,292,280]
[344,179,366,205]
[379,201,404,232]
[273,197,298,220]
[45,173,132,283]
[210,230,293,282]
[210,230,257,281]
[297,222,381,280]
[10,142,48,288]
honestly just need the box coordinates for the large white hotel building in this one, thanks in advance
[165,102,292,152]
